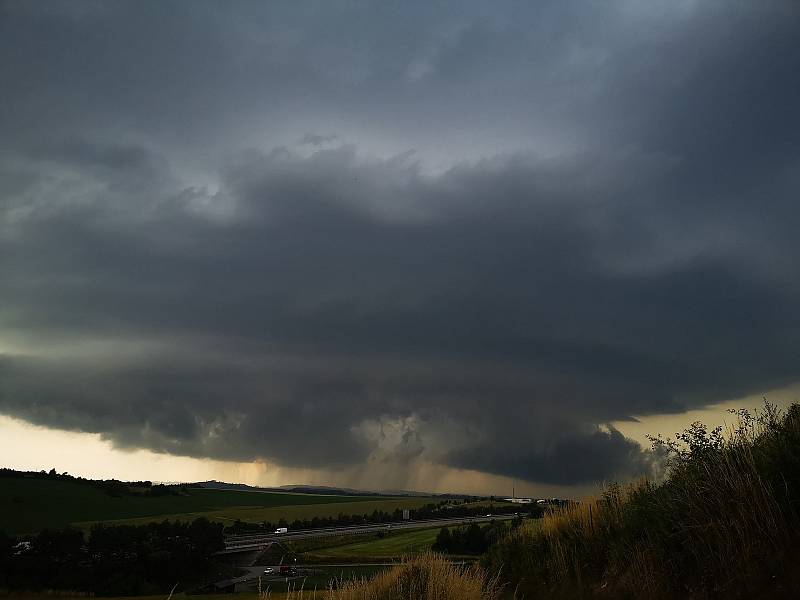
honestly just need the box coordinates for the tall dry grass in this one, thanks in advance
[485,402,800,599]
[261,554,504,600]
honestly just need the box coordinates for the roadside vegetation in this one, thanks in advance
[484,402,800,598]
[291,553,503,600]
[431,520,518,556]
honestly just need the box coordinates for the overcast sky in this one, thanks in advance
[1,0,799,495]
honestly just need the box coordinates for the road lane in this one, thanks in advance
[218,514,520,553]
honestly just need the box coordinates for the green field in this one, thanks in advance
[0,476,435,535]
[79,497,439,531]
[305,527,441,559]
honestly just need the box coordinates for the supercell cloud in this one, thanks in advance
[1,1,799,487]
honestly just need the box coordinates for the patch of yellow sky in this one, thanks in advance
[1,383,797,498]
[610,384,799,447]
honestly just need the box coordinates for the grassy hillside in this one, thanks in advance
[76,497,439,531]
[485,402,800,599]
[0,477,396,534]
[303,527,441,559]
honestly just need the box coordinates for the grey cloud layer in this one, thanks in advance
[1,0,799,486]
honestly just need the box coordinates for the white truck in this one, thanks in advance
[274,527,288,534]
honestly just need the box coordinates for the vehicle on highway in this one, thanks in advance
[274,527,288,534]
[12,541,31,556]
[263,567,275,575]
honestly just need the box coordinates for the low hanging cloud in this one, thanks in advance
[1,1,799,488]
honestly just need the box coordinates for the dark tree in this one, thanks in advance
[433,527,452,552]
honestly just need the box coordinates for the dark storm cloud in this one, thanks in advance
[449,426,654,487]
[1,1,799,486]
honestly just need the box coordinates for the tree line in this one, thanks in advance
[432,518,523,555]
[0,468,187,498]
[224,500,542,534]
[0,518,227,596]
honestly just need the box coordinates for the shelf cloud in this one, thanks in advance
[1,1,799,488]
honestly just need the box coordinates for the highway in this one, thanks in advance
[219,514,520,553]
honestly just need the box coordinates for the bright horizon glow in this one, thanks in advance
[0,414,589,498]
